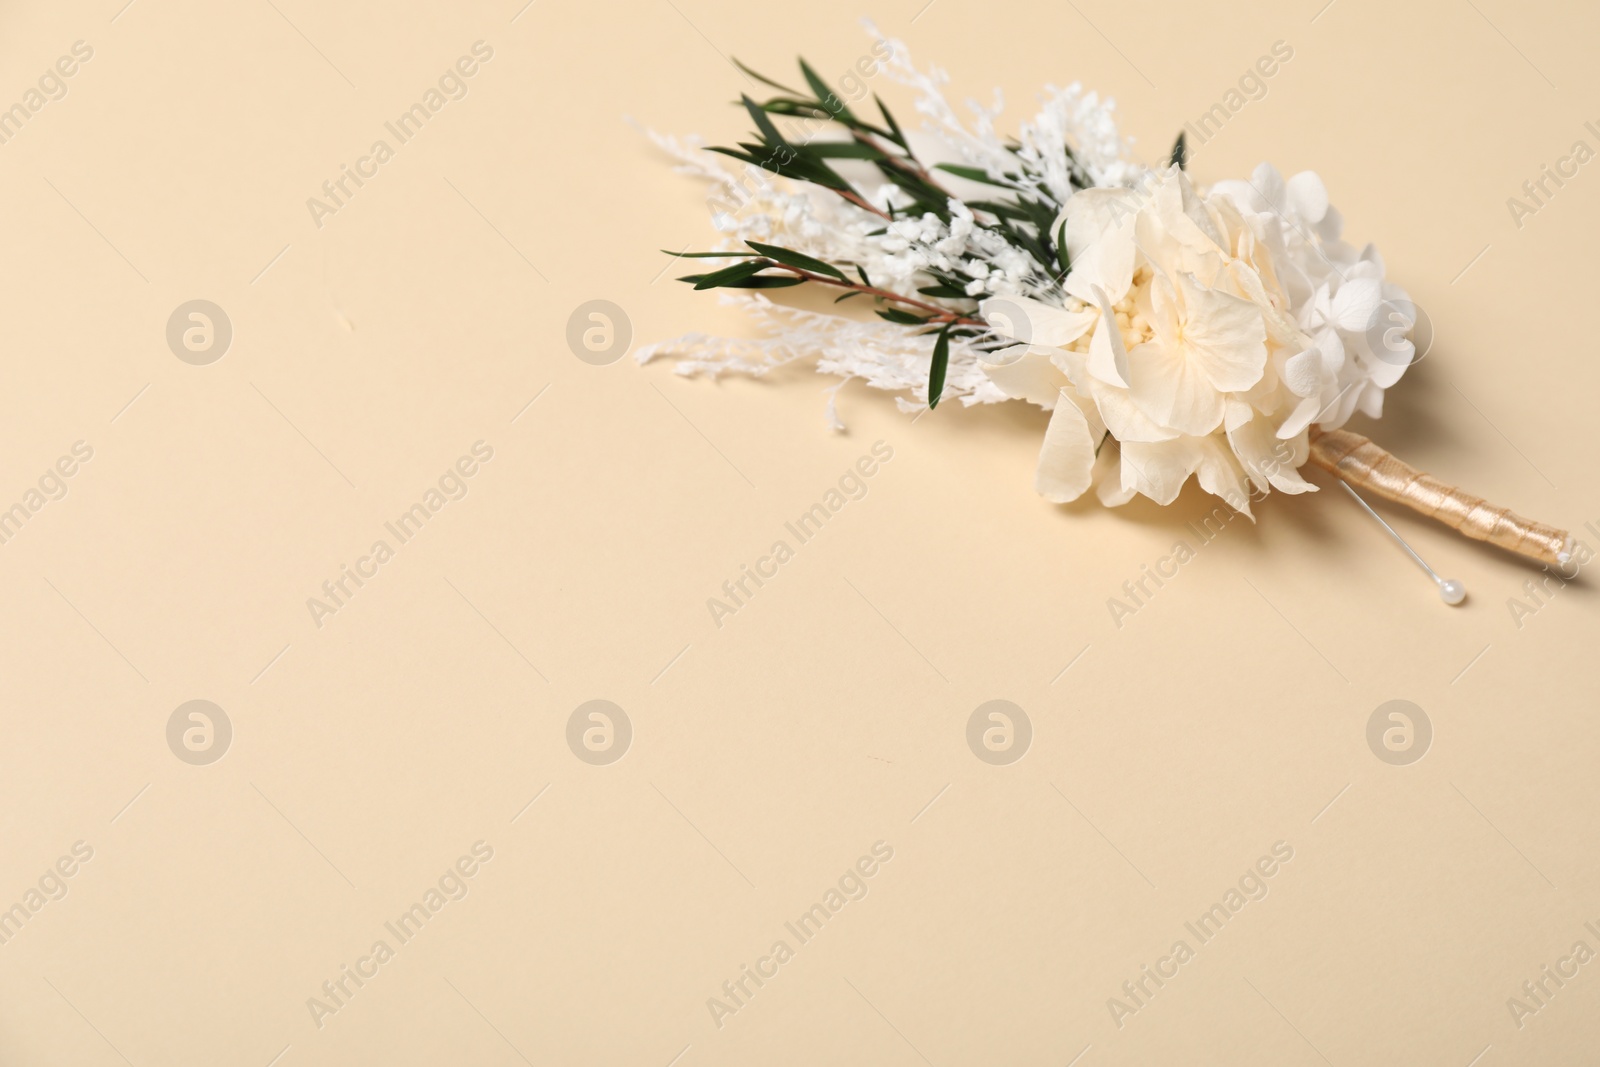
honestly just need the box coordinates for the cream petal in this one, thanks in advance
[1224,396,1255,433]
[1176,274,1268,392]
[979,296,1097,347]
[1283,346,1322,398]
[1086,285,1131,387]
[1367,346,1411,388]
[1052,346,1089,384]
[1163,166,1225,249]
[1286,171,1329,224]
[1097,475,1137,507]
[1208,178,1261,214]
[981,345,1071,407]
[1276,394,1323,439]
[1119,439,1203,506]
[1321,379,1364,428]
[1061,188,1138,304]
[1356,381,1385,418]
[1298,284,1333,333]
[1034,388,1099,503]
[1313,326,1346,375]
[1143,272,1181,351]
[1194,438,1254,517]
[1251,162,1287,212]
[1330,277,1383,333]
[1315,204,1344,242]
[1076,387,1108,440]
[1231,417,1316,494]
[1092,379,1179,443]
[1126,340,1226,436]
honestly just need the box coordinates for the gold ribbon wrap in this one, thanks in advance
[1307,428,1573,567]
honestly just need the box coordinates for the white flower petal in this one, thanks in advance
[1230,417,1315,494]
[1142,271,1181,351]
[1366,346,1411,388]
[1034,388,1098,503]
[1276,394,1323,439]
[1086,285,1131,387]
[1224,397,1255,433]
[1313,326,1346,375]
[1251,162,1287,212]
[1208,178,1261,213]
[979,296,1097,347]
[1194,438,1254,517]
[1092,380,1180,443]
[1357,381,1385,418]
[1061,189,1138,304]
[1126,340,1226,436]
[1330,277,1383,333]
[981,345,1070,407]
[1315,204,1344,242]
[1286,171,1329,223]
[1283,346,1322,398]
[1119,439,1203,506]
[1176,274,1269,392]
[1097,469,1137,507]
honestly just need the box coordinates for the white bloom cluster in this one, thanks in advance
[981,163,1417,514]
[865,203,1042,297]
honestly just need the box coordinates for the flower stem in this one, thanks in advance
[769,264,985,326]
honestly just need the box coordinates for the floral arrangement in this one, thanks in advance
[642,25,1571,593]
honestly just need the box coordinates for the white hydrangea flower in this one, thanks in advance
[981,163,1417,514]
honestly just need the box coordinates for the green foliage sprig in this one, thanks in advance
[665,57,1161,407]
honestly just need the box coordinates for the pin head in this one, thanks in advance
[1437,578,1466,606]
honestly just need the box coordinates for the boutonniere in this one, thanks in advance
[642,24,1573,604]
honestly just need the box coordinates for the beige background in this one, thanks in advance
[1,0,1597,1063]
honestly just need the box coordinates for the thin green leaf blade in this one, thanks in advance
[933,163,1014,187]
[875,94,906,149]
[732,59,801,96]
[928,324,952,408]
[798,59,853,120]
[691,259,770,290]
[741,93,789,147]
[744,240,846,280]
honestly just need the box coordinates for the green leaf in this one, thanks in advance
[807,142,886,159]
[871,162,947,212]
[1054,218,1070,276]
[714,275,807,289]
[740,94,789,148]
[834,291,861,303]
[703,145,761,167]
[679,272,805,290]
[933,163,1014,187]
[876,308,931,326]
[917,283,971,299]
[690,260,770,289]
[928,324,953,408]
[759,98,832,119]
[964,199,1032,222]
[875,94,907,149]
[744,241,846,280]
[1170,130,1187,171]
[799,59,854,121]
[732,59,801,96]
